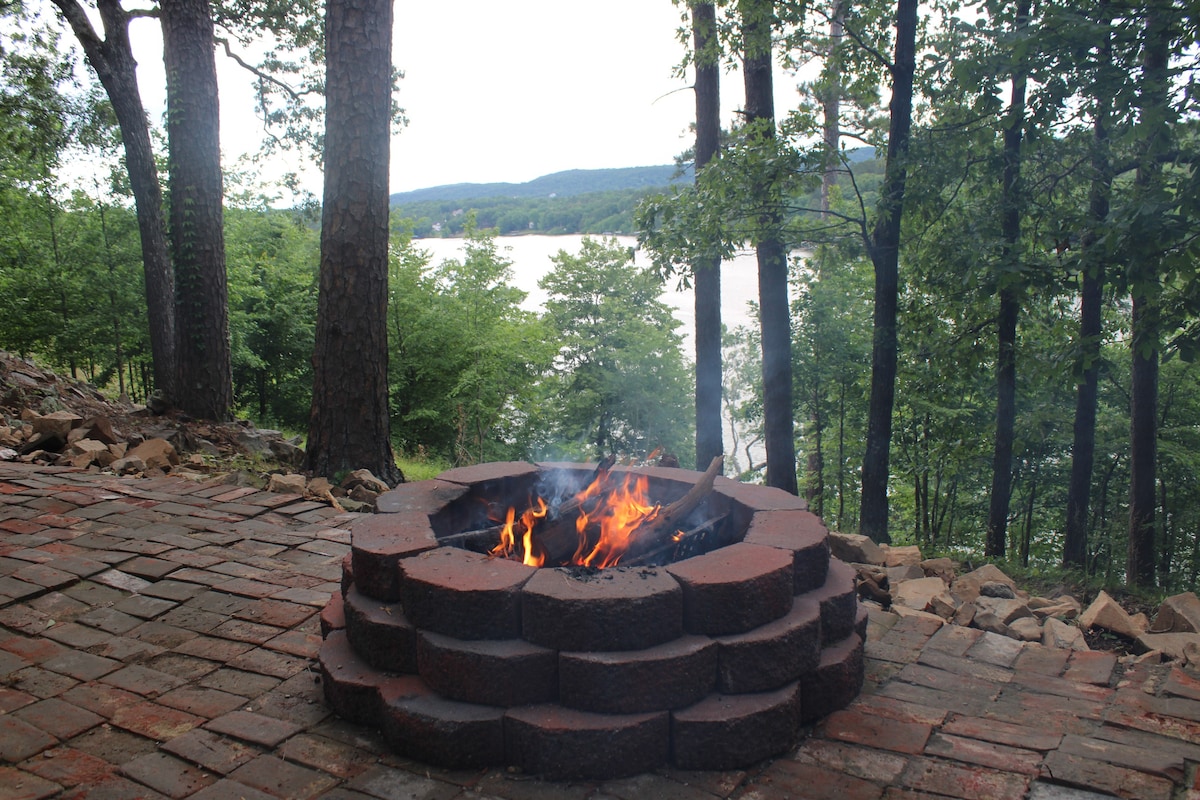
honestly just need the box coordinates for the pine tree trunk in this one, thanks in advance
[1064,52,1112,569]
[740,0,798,495]
[306,0,403,486]
[162,0,232,421]
[51,0,177,401]
[692,2,724,471]
[859,0,917,543]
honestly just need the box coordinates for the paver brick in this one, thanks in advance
[160,728,259,775]
[20,747,116,787]
[1041,750,1174,800]
[819,707,932,755]
[0,714,57,760]
[12,696,103,739]
[205,709,304,747]
[229,755,339,799]
[0,766,67,800]
[119,752,219,798]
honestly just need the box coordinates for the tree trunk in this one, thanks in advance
[692,2,724,471]
[820,0,846,213]
[1064,44,1112,569]
[984,0,1030,559]
[1127,4,1171,589]
[162,0,232,421]
[306,0,403,485]
[740,0,798,495]
[859,0,917,543]
[50,0,177,401]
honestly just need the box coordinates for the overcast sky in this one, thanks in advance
[120,1,803,197]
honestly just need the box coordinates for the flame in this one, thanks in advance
[493,469,663,569]
[578,473,660,568]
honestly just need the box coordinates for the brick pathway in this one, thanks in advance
[0,463,1198,800]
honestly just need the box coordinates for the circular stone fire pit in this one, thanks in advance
[318,461,865,779]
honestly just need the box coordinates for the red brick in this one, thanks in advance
[234,598,314,628]
[1011,644,1071,676]
[753,760,884,800]
[1041,750,1173,800]
[318,590,345,636]
[0,714,57,760]
[0,635,67,663]
[110,701,204,740]
[560,634,715,714]
[1058,733,1186,781]
[964,630,1025,667]
[160,729,258,775]
[897,662,1003,699]
[101,664,184,697]
[60,683,142,719]
[671,682,801,770]
[923,623,983,656]
[940,714,1063,751]
[274,733,376,779]
[157,686,246,718]
[667,543,795,635]
[741,509,831,594]
[1164,666,1200,701]
[521,564,683,651]
[715,596,821,693]
[844,694,947,727]
[900,757,1031,798]
[12,697,103,739]
[417,629,557,707]
[507,703,668,778]
[21,747,116,787]
[319,630,385,724]
[820,706,932,757]
[0,766,62,800]
[228,754,338,799]
[400,547,534,640]
[264,630,322,659]
[204,710,303,747]
[795,739,908,785]
[225,647,307,679]
[923,732,1042,775]
[119,752,218,798]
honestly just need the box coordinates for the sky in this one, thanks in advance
[114,0,802,198]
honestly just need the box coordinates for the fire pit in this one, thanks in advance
[318,461,865,779]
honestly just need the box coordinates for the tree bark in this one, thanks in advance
[306,0,403,485]
[1127,3,1171,588]
[859,0,917,543]
[50,0,177,401]
[985,0,1030,560]
[162,0,232,421]
[1064,18,1112,568]
[740,0,798,495]
[692,2,724,471]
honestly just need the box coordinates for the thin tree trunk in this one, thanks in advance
[741,0,798,494]
[1127,4,1171,589]
[692,1,724,471]
[50,0,177,402]
[162,0,232,421]
[985,0,1030,559]
[859,0,917,543]
[1064,99,1111,569]
[307,0,403,485]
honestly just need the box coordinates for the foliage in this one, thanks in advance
[532,237,694,464]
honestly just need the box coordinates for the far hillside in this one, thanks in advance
[389,165,692,238]
[389,150,881,238]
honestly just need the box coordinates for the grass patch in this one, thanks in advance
[397,451,452,482]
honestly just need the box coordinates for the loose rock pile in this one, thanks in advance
[834,531,1200,667]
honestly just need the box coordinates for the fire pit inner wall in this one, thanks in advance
[320,460,865,779]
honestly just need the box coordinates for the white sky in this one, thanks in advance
[113,1,804,197]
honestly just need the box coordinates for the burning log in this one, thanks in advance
[623,513,728,567]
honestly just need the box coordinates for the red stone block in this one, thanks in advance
[760,759,886,800]
[339,552,353,595]
[671,681,801,771]
[350,513,441,602]
[742,509,831,594]
[400,547,533,640]
[901,758,1032,799]
[319,590,345,637]
[416,629,557,707]
[378,677,507,769]
[667,543,795,635]
[714,596,821,693]
[505,704,669,779]
[375,478,470,514]
[1063,650,1118,686]
[521,565,683,652]
[800,632,865,724]
[319,630,384,725]
[810,558,859,645]
[435,461,539,487]
[341,587,418,674]
[559,635,716,714]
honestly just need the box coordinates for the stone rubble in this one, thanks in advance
[832,530,1200,666]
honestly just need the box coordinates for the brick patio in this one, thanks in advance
[0,462,1197,799]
